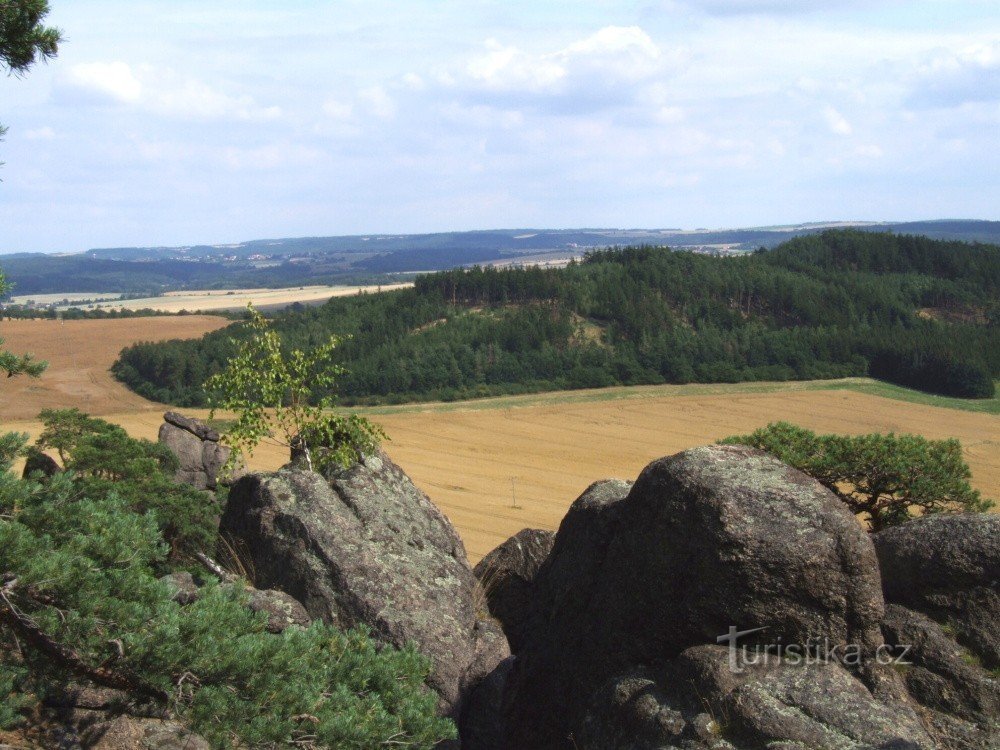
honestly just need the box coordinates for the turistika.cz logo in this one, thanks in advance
[716,626,912,674]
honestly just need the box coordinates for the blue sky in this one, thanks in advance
[2,0,998,253]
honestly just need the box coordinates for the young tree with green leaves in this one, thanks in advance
[206,304,384,475]
[720,421,992,531]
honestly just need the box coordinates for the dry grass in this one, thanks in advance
[22,283,414,313]
[1,317,996,564]
[0,316,230,419]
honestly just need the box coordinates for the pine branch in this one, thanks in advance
[0,577,169,703]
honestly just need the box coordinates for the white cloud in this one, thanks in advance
[359,86,397,119]
[59,61,280,121]
[25,126,56,140]
[460,25,672,106]
[323,99,354,120]
[908,42,1000,108]
[64,61,143,103]
[822,106,853,136]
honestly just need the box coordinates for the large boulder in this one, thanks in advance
[473,528,554,653]
[157,411,233,491]
[874,513,1000,670]
[219,450,509,718]
[505,445,889,749]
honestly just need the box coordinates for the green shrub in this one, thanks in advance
[720,422,993,531]
[0,433,453,747]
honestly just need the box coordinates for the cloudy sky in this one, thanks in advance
[2,0,998,253]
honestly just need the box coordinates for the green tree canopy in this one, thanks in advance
[0,0,61,74]
[720,422,992,531]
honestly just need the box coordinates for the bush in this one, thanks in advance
[0,432,453,747]
[720,422,993,531]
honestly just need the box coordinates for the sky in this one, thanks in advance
[1,0,998,254]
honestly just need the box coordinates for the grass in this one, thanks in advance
[347,377,1000,417]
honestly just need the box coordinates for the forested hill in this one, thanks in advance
[113,230,1000,406]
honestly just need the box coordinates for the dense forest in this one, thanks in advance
[112,230,1000,406]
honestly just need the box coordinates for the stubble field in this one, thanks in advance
[2,318,997,562]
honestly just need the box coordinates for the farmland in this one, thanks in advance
[1,314,996,562]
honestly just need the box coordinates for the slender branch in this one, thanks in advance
[195,552,239,584]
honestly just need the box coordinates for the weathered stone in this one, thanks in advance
[219,449,509,718]
[158,412,234,491]
[875,513,1000,670]
[22,450,60,479]
[246,587,311,633]
[881,603,1000,726]
[505,446,887,748]
[158,572,199,605]
[460,656,513,750]
[163,411,219,442]
[473,528,554,653]
[82,716,209,750]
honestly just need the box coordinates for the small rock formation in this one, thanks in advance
[246,587,312,634]
[21,449,60,479]
[875,512,1000,670]
[157,411,233,491]
[505,445,889,748]
[219,449,509,719]
[473,528,554,653]
[82,716,210,750]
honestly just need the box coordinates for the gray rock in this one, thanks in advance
[163,411,219,442]
[246,587,312,633]
[82,716,209,750]
[881,603,999,727]
[473,528,554,653]
[461,656,513,750]
[505,446,888,748]
[22,450,60,479]
[158,571,199,605]
[219,449,509,718]
[874,513,1000,670]
[158,412,234,491]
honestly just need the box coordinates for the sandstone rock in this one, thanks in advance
[473,528,554,653]
[219,450,509,718]
[506,446,888,748]
[874,512,1000,670]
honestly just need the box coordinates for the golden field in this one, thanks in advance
[12,283,413,313]
[1,318,997,563]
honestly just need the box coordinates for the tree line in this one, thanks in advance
[112,230,1000,406]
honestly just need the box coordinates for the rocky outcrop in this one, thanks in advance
[881,603,999,727]
[219,449,509,719]
[21,449,60,479]
[505,445,889,748]
[874,512,1000,670]
[157,411,233,491]
[473,528,554,653]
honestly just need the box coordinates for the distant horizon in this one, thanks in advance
[3,2,998,255]
[4,217,998,257]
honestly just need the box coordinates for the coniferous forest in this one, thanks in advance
[112,230,1000,406]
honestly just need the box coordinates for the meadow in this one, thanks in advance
[2,317,996,562]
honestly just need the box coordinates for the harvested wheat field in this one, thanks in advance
[1,316,996,563]
[0,316,230,419]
